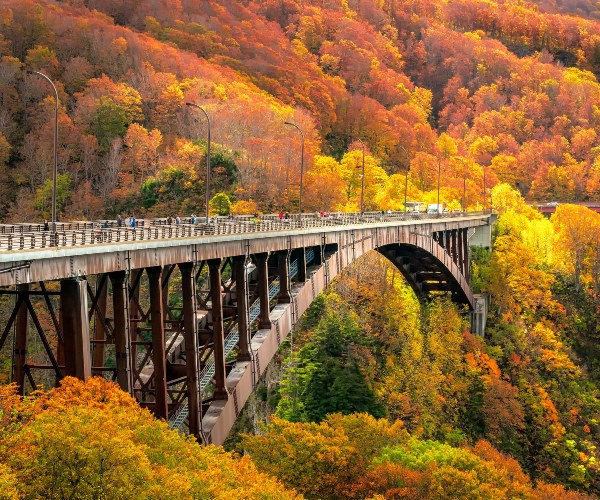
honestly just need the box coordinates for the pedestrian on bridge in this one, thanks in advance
[191,214,196,225]
[117,215,123,228]
[176,216,181,225]
[43,219,49,231]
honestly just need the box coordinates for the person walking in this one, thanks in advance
[191,214,196,225]
[43,219,49,231]
[117,215,123,228]
[175,216,181,225]
[130,216,137,228]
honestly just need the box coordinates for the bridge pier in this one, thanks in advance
[277,251,291,303]
[234,256,251,363]
[294,248,306,283]
[13,284,29,395]
[179,262,201,438]
[208,259,228,401]
[60,278,91,381]
[110,271,133,394]
[91,276,108,374]
[255,253,272,329]
[148,266,169,419]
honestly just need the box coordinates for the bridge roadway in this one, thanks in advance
[0,211,493,445]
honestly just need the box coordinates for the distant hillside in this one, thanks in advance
[2,0,600,220]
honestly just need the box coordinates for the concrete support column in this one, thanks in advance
[294,248,306,283]
[255,253,272,330]
[110,271,132,394]
[208,259,228,400]
[179,262,201,437]
[277,251,291,304]
[92,277,108,372]
[60,278,91,380]
[13,284,29,395]
[234,256,251,362]
[147,266,169,419]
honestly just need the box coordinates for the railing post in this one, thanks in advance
[110,271,133,394]
[234,255,251,362]
[147,266,169,419]
[60,278,91,380]
[255,253,272,329]
[208,259,228,400]
[179,262,201,437]
[13,284,29,395]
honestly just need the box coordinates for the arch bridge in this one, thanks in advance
[0,212,494,445]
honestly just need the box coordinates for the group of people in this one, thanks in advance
[114,215,138,228]
[277,212,291,220]
[166,215,182,225]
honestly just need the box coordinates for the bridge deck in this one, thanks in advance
[0,212,491,287]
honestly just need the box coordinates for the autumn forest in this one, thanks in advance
[2,0,600,498]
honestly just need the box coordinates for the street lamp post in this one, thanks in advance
[284,121,304,216]
[29,70,58,237]
[355,138,365,214]
[397,145,410,216]
[463,171,467,213]
[482,165,487,212]
[186,103,211,223]
[436,156,442,216]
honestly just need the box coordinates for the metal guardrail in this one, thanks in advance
[0,211,490,252]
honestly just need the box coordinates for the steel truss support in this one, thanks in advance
[233,256,251,362]
[294,248,306,283]
[13,284,29,395]
[254,253,272,329]
[179,262,201,437]
[91,276,108,372]
[110,271,133,394]
[457,229,464,276]
[60,278,91,380]
[147,266,169,419]
[312,245,323,266]
[450,229,458,266]
[208,258,228,400]
[277,251,291,303]
[462,228,469,277]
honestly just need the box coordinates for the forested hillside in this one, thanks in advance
[4,0,600,220]
[3,0,600,497]
[224,185,600,496]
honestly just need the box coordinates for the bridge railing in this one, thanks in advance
[0,211,489,251]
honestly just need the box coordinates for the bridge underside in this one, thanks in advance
[0,219,485,445]
[379,243,471,307]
